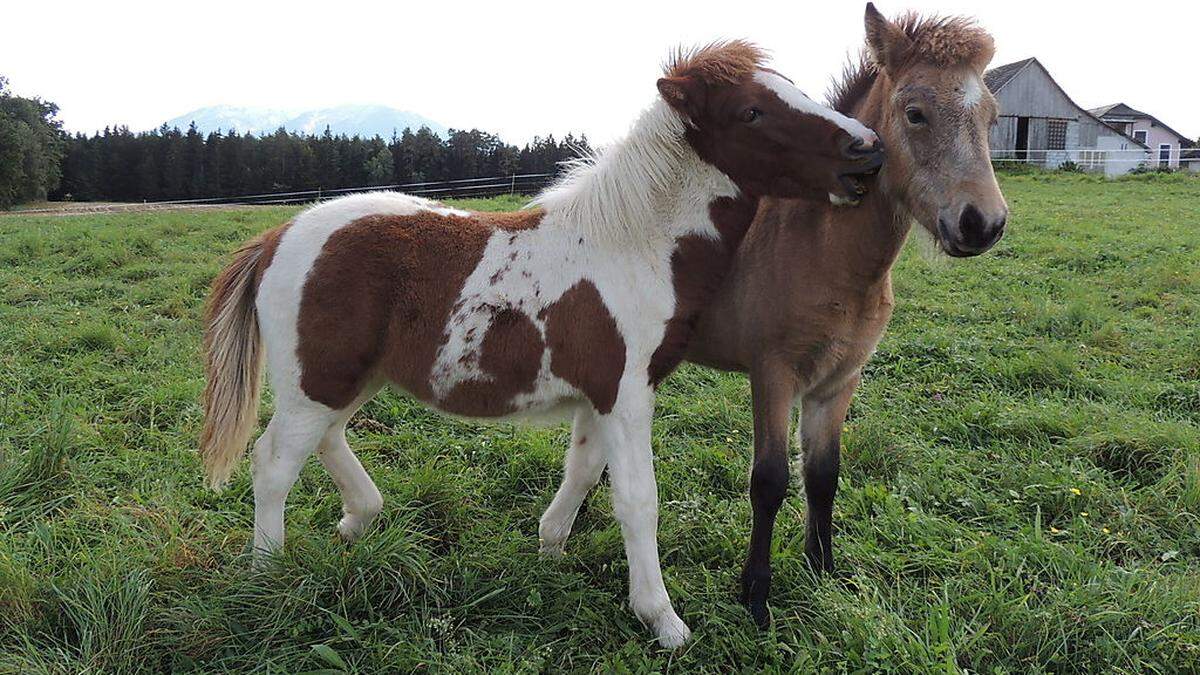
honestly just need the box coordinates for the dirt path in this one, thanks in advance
[1,201,276,217]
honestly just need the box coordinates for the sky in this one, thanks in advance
[2,0,1196,144]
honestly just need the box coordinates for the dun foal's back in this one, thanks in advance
[199,41,881,647]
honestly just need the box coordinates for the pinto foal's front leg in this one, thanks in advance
[598,386,690,648]
[539,408,606,556]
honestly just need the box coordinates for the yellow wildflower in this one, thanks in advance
[1070,487,1082,496]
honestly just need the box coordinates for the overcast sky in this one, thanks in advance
[3,1,1196,144]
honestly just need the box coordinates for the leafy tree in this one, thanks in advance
[0,75,66,208]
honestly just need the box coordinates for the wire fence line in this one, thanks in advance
[15,173,560,215]
[13,152,1199,217]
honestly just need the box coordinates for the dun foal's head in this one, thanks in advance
[859,4,1007,256]
[658,41,883,204]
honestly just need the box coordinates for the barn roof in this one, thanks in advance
[1089,103,1144,119]
[984,58,1149,150]
[1089,102,1193,145]
[983,58,1034,94]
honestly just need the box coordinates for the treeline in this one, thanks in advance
[0,76,65,208]
[53,124,591,202]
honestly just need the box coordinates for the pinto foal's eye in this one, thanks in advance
[740,107,762,123]
[905,107,928,126]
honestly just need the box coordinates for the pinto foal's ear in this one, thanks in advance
[657,76,705,123]
[864,3,912,73]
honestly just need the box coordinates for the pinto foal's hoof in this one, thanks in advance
[537,539,566,558]
[652,610,692,649]
[337,516,370,543]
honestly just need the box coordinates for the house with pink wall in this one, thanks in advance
[1089,103,1198,172]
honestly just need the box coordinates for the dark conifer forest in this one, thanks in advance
[0,74,589,207]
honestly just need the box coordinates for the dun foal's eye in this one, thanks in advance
[740,107,762,123]
[905,107,928,126]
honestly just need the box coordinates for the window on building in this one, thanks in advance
[1047,120,1067,151]
[1133,129,1148,144]
[1080,150,1106,170]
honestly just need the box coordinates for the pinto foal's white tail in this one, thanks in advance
[199,234,268,489]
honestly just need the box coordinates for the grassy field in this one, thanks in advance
[2,176,1199,673]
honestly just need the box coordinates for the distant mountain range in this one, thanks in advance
[161,104,448,138]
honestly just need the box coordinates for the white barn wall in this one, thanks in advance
[988,60,1149,175]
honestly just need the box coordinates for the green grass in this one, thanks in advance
[2,176,1199,672]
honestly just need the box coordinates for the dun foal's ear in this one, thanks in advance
[657,76,704,123]
[864,3,912,73]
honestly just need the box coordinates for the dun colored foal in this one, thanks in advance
[539,4,1009,628]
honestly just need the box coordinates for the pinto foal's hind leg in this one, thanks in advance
[316,387,384,543]
[319,423,383,543]
[539,408,606,556]
[251,405,336,557]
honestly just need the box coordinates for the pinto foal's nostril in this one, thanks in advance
[845,136,879,156]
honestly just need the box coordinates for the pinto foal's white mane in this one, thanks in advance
[529,99,702,245]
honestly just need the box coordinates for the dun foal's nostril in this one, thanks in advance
[958,204,989,247]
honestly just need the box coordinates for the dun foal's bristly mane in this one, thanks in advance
[827,12,995,114]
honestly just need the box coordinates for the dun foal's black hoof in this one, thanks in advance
[739,578,773,629]
[805,550,835,576]
[746,599,771,629]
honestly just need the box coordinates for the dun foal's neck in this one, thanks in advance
[846,75,915,274]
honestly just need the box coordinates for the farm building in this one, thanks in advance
[1089,103,1199,172]
[985,58,1149,176]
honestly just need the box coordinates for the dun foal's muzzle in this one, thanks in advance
[938,203,1007,257]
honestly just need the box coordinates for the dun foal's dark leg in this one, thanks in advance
[800,376,858,575]
[740,367,798,628]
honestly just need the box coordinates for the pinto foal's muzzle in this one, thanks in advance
[836,136,885,199]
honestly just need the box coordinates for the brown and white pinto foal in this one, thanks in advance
[200,41,881,647]
[539,5,1009,629]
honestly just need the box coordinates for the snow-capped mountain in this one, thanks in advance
[161,104,448,138]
